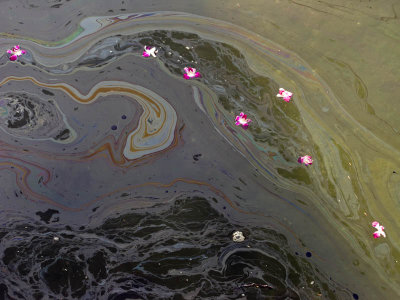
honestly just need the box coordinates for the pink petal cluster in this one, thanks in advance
[276,88,293,102]
[298,155,313,166]
[235,112,251,129]
[7,45,26,61]
[142,46,158,58]
[372,221,386,238]
[183,67,201,80]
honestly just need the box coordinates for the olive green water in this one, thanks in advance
[193,1,400,296]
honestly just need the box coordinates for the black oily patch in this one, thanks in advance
[193,153,202,161]
[36,209,60,224]
[54,129,70,141]
[41,89,55,96]
[7,106,31,129]
[42,258,86,297]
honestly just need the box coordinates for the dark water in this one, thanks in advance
[0,30,356,299]
[1,197,344,299]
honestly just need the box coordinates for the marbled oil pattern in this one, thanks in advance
[0,0,398,299]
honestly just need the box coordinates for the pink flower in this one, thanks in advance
[276,88,293,102]
[235,112,251,129]
[298,155,313,166]
[7,45,26,61]
[372,221,386,238]
[142,46,158,58]
[183,67,201,80]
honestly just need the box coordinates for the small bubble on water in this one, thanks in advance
[111,125,117,130]
[121,115,127,119]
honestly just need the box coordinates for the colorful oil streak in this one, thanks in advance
[0,76,177,161]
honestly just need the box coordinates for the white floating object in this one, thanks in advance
[232,231,245,242]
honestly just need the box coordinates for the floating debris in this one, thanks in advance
[372,221,386,238]
[298,155,313,166]
[232,231,245,242]
[235,112,251,129]
[142,45,158,58]
[276,88,293,102]
[183,67,201,79]
[7,45,26,61]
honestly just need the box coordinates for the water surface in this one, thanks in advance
[0,0,399,299]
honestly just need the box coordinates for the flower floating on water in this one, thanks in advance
[142,46,158,58]
[232,231,245,242]
[7,45,26,61]
[276,88,293,102]
[298,155,313,166]
[235,112,252,129]
[372,221,386,238]
[183,67,201,80]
